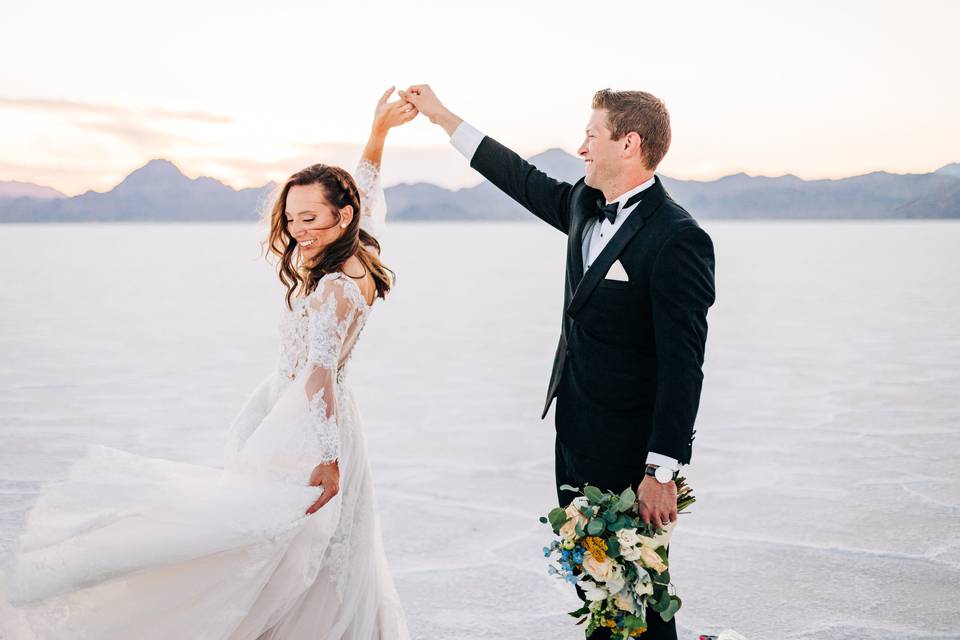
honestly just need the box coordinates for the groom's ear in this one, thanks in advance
[621,131,643,159]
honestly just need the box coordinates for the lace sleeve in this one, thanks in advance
[354,158,387,242]
[302,274,363,464]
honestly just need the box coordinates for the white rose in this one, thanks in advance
[576,578,609,602]
[648,520,677,549]
[571,496,590,509]
[620,544,642,562]
[636,520,677,551]
[616,528,642,548]
[633,567,654,597]
[604,561,626,594]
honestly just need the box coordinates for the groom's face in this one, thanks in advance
[579,109,620,190]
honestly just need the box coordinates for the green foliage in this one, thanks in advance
[605,536,620,558]
[585,616,599,636]
[649,588,671,613]
[622,613,647,631]
[540,479,696,636]
[584,485,604,503]
[586,518,605,536]
[547,507,569,530]
[660,596,682,622]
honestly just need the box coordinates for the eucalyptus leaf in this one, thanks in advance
[586,519,605,535]
[606,537,620,557]
[584,485,604,503]
[559,483,581,494]
[660,596,682,622]
[617,487,636,512]
[548,507,569,529]
[651,589,670,612]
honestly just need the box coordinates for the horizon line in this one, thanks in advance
[3,151,958,199]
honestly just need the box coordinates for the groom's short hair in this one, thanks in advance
[592,89,671,170]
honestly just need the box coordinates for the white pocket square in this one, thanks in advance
[604,260,629,281]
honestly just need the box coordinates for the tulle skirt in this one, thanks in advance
[0,375,408,640]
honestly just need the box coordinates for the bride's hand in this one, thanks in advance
[372,85,418,134]
[305,461,340,514]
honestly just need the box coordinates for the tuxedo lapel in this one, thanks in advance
[565,176,666,318]
[567,214,588,283]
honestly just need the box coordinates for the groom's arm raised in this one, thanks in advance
[400,85,574,233]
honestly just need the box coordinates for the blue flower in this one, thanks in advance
[543,546,551,557]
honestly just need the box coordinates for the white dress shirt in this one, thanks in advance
[450,121,681,473]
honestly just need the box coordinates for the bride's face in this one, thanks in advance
[284,183,354,258]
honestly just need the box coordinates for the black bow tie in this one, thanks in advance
[594,190,644,224]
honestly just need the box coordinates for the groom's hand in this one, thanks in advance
[399,84,462,136]
[636,474,678,528]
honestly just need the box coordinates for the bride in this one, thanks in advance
[0,87,418,639]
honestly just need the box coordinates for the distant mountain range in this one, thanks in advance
[2,152,959,222]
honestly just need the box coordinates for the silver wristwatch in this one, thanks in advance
[645,464,678,484]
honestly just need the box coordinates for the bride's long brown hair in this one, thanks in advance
[263,163,394,310]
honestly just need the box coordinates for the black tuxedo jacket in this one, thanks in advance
[471,135,716,466]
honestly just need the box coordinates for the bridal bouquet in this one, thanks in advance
[540,478,696,638]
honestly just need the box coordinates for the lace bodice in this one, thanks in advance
[274,158,384,465]
[278,273,371,464]
[223,158,386,470]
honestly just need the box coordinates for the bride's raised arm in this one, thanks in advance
[354,86,417,246]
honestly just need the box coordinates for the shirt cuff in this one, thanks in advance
[645,452,681,471]
[449,120,485,161]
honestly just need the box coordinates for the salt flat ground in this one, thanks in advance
[0,221,958,639]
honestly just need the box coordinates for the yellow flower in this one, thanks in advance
[583,536,608,562]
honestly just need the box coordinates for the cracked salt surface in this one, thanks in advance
[1,221,958,639]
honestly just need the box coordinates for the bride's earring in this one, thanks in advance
[340,223,348,229]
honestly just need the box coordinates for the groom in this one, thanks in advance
[402,85,715,639]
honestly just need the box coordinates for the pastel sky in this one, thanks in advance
[1,0,958,195]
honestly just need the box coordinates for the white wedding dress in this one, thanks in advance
[0,160,409,640]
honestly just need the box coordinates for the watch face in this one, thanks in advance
[655,466,673,483]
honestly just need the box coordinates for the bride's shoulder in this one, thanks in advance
[308,271,367,306]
